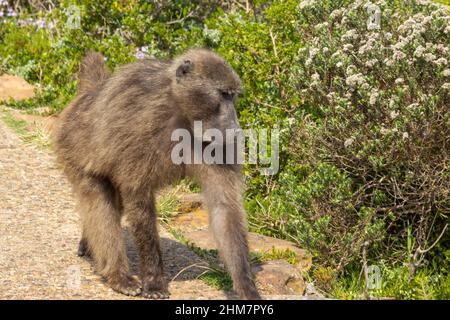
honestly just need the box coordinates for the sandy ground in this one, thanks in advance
[0,117,229,300]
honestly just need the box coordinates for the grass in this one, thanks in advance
[0,106,52,147]
[1,106,29,136]
[434,0,450,6]
[327,264,450,300]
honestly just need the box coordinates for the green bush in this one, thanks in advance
[1,0,449,298]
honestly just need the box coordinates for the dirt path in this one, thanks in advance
[0,117,229,299]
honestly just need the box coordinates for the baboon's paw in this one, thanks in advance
[237,283,262,300]
[77,238,90,257]
[142,278,170,299]
[108,275,142,296]
[142,289,170,300]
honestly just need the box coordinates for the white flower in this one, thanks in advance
[346,73,366,88]
[331,51,342,59]
[393,50,406,61]
[390,110,399,119]
[384,32,393,40]
[330,9,342,19]
[315,22,329,31]
[358,38,377,54]
[443,69,450,77]
[436,44,449,54]
[309,47,319,58]
[414,45,426,58]
[323,47,329,54]
[384,58,394,67]
[299,0,315,10]
[336,62,343,68]
[343,43,354,52]
[369,90,379,105]
[342,29,359,41]
[365,59,378,68]
[326,92,337,101]
[402,132,409,140]
[424,53,436,62]
[311,73,320,81]
[442,83,450,90]
[346,65,357,75]
[434,58,447,66]
[395,78,404,85]
[380,127,390,135]
[344,137,354,147]
[389,100,395,108]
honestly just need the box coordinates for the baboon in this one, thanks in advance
[52,49,261,300]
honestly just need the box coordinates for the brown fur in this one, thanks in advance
[52,49,260,300]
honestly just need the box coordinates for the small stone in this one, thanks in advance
[252,260,306,295]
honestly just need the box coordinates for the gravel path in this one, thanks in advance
[0,117,228,299]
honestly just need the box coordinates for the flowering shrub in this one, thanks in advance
[277,0,449,272]
[1,0,449,297]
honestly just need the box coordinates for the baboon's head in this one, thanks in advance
[171,49,243,143]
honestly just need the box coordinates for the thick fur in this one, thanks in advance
[52,49,260,300]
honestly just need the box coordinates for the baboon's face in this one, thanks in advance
[173,50,243,144]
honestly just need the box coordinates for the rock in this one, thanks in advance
[247,233,312,272]
[181,229,312,272]
[0,74,35,102]
[252,260,306,295]
[172,208,209,231]
[304,282,326,299]
[176,193,203,213]
[171,196,312,271]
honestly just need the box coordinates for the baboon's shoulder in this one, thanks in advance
[104,59,172,96]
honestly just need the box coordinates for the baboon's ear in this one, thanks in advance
[176,60,194,78]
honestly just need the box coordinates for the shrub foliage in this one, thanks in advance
[1,0,449,297]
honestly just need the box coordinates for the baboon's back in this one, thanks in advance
[53,54,178,187]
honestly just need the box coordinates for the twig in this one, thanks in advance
[418,224,448,254]
[362,241,371,300]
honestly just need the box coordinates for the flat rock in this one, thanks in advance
[171,197,312,271]
[181,229,312,272]
[252,260,306,295]
[172,208,209,231]
[0,74,35,101]
[176,193,203,213]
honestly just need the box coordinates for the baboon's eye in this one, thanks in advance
[220,90,234,101]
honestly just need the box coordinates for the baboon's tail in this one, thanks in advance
[78,51,110,95]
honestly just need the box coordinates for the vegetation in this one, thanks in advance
[1,0,449,299]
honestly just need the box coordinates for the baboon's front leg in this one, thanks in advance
[199,167,261,300]
[124,193,169,299]
[75,175,141,296]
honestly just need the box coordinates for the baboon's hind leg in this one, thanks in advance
[77,188,123,258]
[75,175,141,296]
[77,237,90,257]
[124,193,169,299]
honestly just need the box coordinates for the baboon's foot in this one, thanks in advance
[77,238,90,257]
[236,282,262,300]
[141,276,170,299]
[107,273,142,296]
